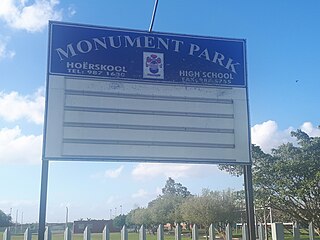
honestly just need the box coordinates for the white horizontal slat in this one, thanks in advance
[65,78,235,100]
[62,143,238,161]
[65,95,233,115]
[63,127,235,145]
[63,111,234,130]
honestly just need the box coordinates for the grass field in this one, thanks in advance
[1,232,183,240]
[1,230,319,240]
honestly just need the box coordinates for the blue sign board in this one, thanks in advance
[49,21,247,87]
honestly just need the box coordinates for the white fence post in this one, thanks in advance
[139,225,146,240]
[121,225,128,240]
[64,227,72,240]
[175,224,181,240]
[209,224,215,240]
[24,228,32,240]
[102,225,110,240]
[309,222,315,240]
[3,228,11,240]
[258,223,265,240]
[84,226,91,240]
[157,224,164,240]
[242,223,248,240]
[192,224,198,240]
[225,223,232,240]
[45,226,52,240]
[271,223,284,240]
[293,222,300,240]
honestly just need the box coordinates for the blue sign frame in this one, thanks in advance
[49,21,247,87]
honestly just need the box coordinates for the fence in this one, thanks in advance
[1,222,318,240]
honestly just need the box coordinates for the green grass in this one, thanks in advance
[1,230,319,240]
[0,232,193,240]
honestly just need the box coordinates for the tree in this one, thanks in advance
[180,189,241,239]
[255,130,320,234]
[147,177,191,226]
[113,214,126,228]
[162,177,191,198]
[149,194,184,226]
[0,210,12,227]
[145,177,192,228]
[219,129,320,235]
[126,207,152,229]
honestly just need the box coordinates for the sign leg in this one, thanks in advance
[38,160,49,240]
[244,165,256,240]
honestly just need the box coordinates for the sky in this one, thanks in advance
[0,0,320,224]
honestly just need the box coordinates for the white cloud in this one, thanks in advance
[67,5,76,17]
[104,165,124,178]
[132,163,219,180]
[0,36,15,60]
[0,126,42,164]
[0,0,62,32]
[0,88,45,124]
[300,122,320,137]
[131,189,148,199]
[251,120,320,153]
[251,120,294,153]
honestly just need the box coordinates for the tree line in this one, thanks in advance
[114,177,243,237]
[114,129,320,236]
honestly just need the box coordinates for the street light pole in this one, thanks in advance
[65,207,69,228]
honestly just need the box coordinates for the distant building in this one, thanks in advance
[73,219,120,233]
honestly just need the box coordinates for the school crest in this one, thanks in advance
[143,52,164,79]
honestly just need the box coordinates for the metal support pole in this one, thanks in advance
[244,165,256,240]
[149,0,159,32]
[38,160,49,240]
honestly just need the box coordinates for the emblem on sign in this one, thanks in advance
[143,52,164,79]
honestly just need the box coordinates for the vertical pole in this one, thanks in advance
[175,224,181,240]
[24,228,32,240]
[139,225,146,240]
[65,207,69,228]
[103,225,110,240]
[209,224,215,240]
[225,224,232,240]
[271,223,284,240]
[263,208,268,240]
[309,222,315,240]
[244,165,256,240]
[15,209,18,234]
[192,224,198,240]
[38,160,49,240]
[64,227,72,240]
[3,228,11,240]
[258,223,265,240]
[149,0,159,32]
[84,226,91,240]
[121,225,128,240]
[44,226,52,240]
[157,224,164,240]
[292,222,300,240]
[242,223,249,240]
